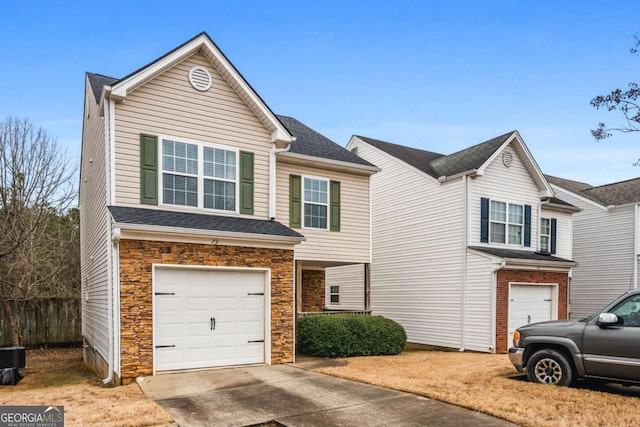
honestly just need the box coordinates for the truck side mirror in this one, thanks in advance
[596,312,623,326]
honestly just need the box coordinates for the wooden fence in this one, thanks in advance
[0,298,81,347]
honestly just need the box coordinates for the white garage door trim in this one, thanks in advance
[507,282,558,349]
[151,264,271,375]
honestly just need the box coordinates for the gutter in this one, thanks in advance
[438,169,479,183]
[277,151,381,175]
[113,222,305,244]
[102,100,114,385]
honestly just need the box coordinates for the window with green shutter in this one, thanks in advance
[140,134,158,205]
[239,151,254,215]
[289,175,302,228]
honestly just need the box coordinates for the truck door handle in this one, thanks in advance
[211,317,216,331]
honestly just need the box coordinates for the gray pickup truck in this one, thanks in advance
[509,289,640,386]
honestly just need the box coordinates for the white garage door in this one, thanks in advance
[154,268,266,372]
[508,284,554,345]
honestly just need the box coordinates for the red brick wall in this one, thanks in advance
[301,270,326,312]
[118,240,294,381]
[495,269,568,353]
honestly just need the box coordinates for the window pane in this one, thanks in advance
[304,203,327,228]
[204,147,236,179]
[540,236,549,252]
[508,224,522,245]
[204,178,235,211]
[490,222,505,243]
[490,201,506,222]
[509,204,523,224]
[540,218,550,235]
[304,178,328,204]
[162,173,197,207]
[162,139,197,175]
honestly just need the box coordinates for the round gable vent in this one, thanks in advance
[502,151,513,167]
[188,67,212,91]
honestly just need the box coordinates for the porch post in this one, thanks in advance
[364,263,371,311]
[295,260,303,314]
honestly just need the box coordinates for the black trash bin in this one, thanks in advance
[0,347,26,369]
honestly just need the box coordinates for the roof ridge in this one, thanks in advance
[354,135,444,157]
[587,176,640,190]
[432,130,516,163]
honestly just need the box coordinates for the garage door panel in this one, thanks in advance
[508,285,554,344]
[154,268,266,372]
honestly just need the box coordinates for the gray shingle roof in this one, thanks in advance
[87,72,118,102]
[108,206,304,239]
[546,174,640,206]
[357,131,515,179]
[278,116,375,167]
[468,246,574,263]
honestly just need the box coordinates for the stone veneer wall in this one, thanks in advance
[301,270,326,312]
[495,269,568,353]
[118,240,294,382]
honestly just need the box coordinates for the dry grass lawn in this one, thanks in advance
[313,349,640,427]
[0,348,173,427]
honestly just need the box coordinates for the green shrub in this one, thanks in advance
[296,314,407,357]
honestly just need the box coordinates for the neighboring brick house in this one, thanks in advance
[546,175,640,320]
[328,132,579,353]
[80,32,378,384]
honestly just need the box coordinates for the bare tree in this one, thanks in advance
[590,35,640,146]
[0,117,77,345]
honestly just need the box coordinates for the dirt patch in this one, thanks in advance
[313,350,640,427]
[0,348,173,426]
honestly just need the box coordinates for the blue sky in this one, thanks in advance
[1,1,638,186]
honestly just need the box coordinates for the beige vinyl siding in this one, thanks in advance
[351,137,465,349]
[113,52,272,218]
[275,161,371,263]
[465,252,499,352]
[540,208,573,260]
[325,264,365,310]
[468,144,541,249]
[79,78,111,357]
[551,185,636,319]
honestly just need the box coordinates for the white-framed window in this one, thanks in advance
[540,217,551,252]
[490,200,524,245]
[330,285,340,304]
[303,176,328,229]
[161,137,237,212]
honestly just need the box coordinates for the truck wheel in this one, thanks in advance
[526,349,574,386]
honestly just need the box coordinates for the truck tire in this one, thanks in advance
[526,349,574,386]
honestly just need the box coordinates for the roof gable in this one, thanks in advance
[547,174,640,206]
[89,32,294,146]
[356,131,553,196]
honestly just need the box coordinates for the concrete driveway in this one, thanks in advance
[138,363,515,426]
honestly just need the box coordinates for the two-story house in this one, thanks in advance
[80,32,377,384]
[546,175,640,319]
[327,131,578,353]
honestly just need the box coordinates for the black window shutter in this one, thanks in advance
[289,175,301,228]
[524,204,532,247]
[140,134,158,205]
[239,151,254,215]
[550,218,557,254]
[480,198,489,243]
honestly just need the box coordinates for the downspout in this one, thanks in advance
[269,145,291,219]
[490,260,506,353]
[460,175,468,352]
[635,204,639,290]
[102,98,114,385]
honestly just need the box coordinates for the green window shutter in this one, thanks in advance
[239,151,254,215]
[140,134,158,205]
[289,175,301,228]
[330,180,341,232]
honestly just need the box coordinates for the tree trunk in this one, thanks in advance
[0,298,21,346]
